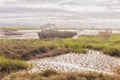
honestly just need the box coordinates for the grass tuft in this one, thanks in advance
[0,56,28,78]
[2,70,120,80]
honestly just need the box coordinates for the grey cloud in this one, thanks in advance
[61,0,120,12]
[0,0,120,28]
[22,0,62,3]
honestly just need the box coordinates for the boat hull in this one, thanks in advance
[38,30,76,39]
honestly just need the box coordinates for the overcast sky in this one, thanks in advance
[0,0,120,28]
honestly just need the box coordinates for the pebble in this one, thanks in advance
[28,50,120,74]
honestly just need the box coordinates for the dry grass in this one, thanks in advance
[0,26,39,30]
[0,56,28,78]
[2,70,120,80]
[113,66,120,74]
[0,34,120,60]
[0,34,120,79]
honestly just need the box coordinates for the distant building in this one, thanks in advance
[99,29,112,35]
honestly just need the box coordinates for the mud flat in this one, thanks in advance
[0,30,40,39]
[28,50,120,75]
[0,30,77,39]
[0,30,119,39]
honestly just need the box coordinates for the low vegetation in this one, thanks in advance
[2,70,120,80]
[0,34,120,79]
[113,67,120,74]
[0,34,120,60]
[0,56,28,78]
[0,26,39,30]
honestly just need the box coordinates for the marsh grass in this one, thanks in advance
[0,34,120,79]
[2,70,120,80]
[113,67,120,74]
[0,56,28,78]
[0,26,39,30]
[0,34,120,60]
